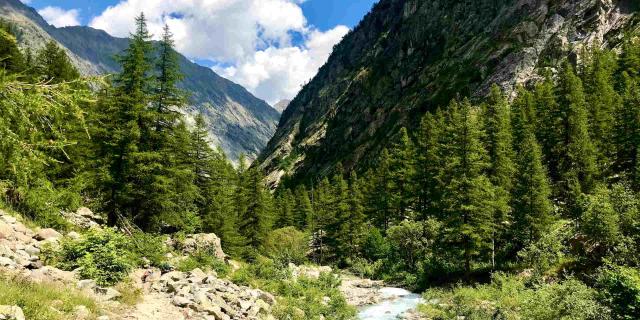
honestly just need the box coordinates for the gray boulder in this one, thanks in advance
[0,305,25,320]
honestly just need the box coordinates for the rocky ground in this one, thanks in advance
[0,209,277,320]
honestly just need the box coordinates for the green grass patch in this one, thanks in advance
[0,273,99,320]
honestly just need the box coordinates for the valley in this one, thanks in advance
[1,0,640,320]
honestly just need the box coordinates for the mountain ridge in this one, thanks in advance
[0,0,280,161]
[258,0,639,187]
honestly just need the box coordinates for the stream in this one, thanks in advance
[357,287,423,320]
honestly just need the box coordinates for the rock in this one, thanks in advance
[258,291,276,305]
[67,232,81,240]
[96,317,110,320]
[172,233,226,261]
[24,245,39,256]
[34,228,62,241]
[30,266,76,284]
[0,257,16,268]
[95,287,121,301]
[0,215,17,224]
[161,271,185,282]
[72,305,90,320]
[0,305,25,320]
[62,208,104,229]
[77,279,97,291]
[172,296,192,307]
[0,222,14,240]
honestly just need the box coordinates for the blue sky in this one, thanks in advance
[24,0,377,104]
[25,0,377,31]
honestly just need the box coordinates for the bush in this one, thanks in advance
[597,264,640,319]
[176,250,230,277]
[125,230,169,268]
[518,220,571,277]
[420,273,609,320]
[263,227,308,266]
[349,257,383,279]
[55,228,132,286]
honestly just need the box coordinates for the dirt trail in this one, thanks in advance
[121,292,187,320]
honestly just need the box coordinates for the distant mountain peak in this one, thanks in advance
[0,0,279,162]
[273,99,291,113]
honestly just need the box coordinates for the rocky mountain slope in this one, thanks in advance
[0,0,280,161]
[273,100,291,113]
[257,0,640,186]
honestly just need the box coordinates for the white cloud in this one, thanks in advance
[89,0,348,104]
[39,6,81,28]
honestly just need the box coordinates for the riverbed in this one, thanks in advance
[357,287,423,320]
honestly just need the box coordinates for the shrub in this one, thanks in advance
[349,257,383,279]
[125,230,168,267]
[56,228,132,286]
[263,227,308,266]
[421,273,608,320]
[597,264,640,319]
[176,250,230,277]
[518,220,571,277]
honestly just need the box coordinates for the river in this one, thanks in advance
[357,287,423,320]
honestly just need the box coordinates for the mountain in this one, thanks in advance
[273,100,292,113]
[0,0,280,161]
[258,0,639,186]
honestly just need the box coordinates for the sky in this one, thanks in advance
[20,0,378,105]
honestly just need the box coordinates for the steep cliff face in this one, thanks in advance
[0,0,280,161]
[258,0,639,186]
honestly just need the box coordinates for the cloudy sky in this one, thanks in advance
[21,0,377,105]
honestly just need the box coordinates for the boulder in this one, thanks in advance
[0,305,24,320]
[77,279,97,291]
[172,233,226,261]
[62,208,104,229]
[30,266,76,284]
[172,296,192,307]
[34,228,62,241]
[95,287,121,301]
[0,257,16,268]
[72,305,90,320]
[0,222,14,240]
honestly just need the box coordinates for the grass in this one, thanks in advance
[0,273,99,320]
[114,280,143,306]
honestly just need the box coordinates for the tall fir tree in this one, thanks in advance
[389,127,416,223]
[415,110,445,233]
[441,99,496,273]
[293,185,314,230]
[557,62,598,209]
[35,41,80,83]
[239,168,273,249]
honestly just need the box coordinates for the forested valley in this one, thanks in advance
[1,7,640,320]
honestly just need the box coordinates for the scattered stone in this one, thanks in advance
[34,228,62,241]
[0,305,25,320]
[0,257,15,268]
[30,266,76,284]
[72,305,90,320]
[170,233,226,261]
[62,208,104,229]
[95,287,121,301]
[77,279,97,291]
[172,296,191,307]
[96,316,110,320]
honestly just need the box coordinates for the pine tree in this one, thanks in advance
[389,127,416,223]
[310,177,334,264]
[369,149,393,231]
[441,99,496,273]
[35,41,80,83]
[275,188,295,228]
[483,85,515,268]
[293,185,313,230]
[0,26,25,74]
[557,62,598,206]
[615,72,640,189]
[327,171,350,264]
[535,76,563,182]
[153,24,184,134]
[239,168,273,248]
[582,48,620,177]
[512,129,554,249]
[346,173,367,259]
[415,110,445,233]
[511,86,537,149]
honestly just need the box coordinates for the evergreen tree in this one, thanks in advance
[153,24,184,134]
[511,86,537,149]
[483,86,515,268]
[327,171,351,264]
[512,130,554,249]
[369,149,393,231]
[0,26,25,74]
[441,99,496,273]
[35,41,80,83]
[293,185,313,230]
[557,62,598,207]
[535,76,563,182]
[389,127,416,223]
[275,189,295,228]
[582,48,620,177]
[310,177,334,264]
[415,110,445,233]
[345,173,367,259]
[239,168,272,249]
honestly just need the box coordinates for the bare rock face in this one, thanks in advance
[34,228,62,241]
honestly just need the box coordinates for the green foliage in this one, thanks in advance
[55,228,133,286]
[231,258,355,320]
[517,221,571,278]
[421,273,608,320]
[35,41,80,83]
[263,227,308,266]
[176,250,230,277]
[0,274,98,320]
[597,264,640,320]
